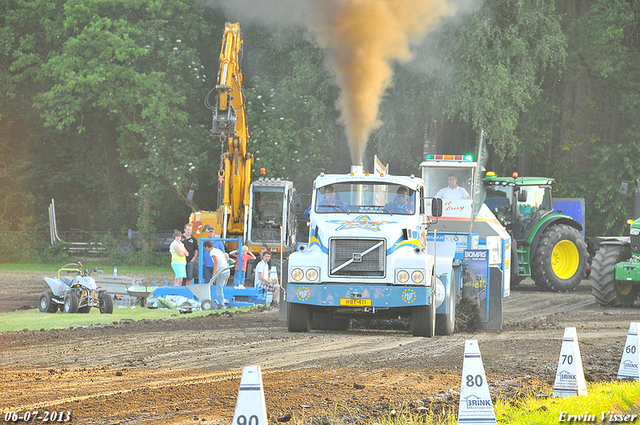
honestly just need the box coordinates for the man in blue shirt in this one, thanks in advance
[206,228,226,253]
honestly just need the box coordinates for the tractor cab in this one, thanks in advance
[483,173,554,240]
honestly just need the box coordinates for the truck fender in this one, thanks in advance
[44,277,66,297]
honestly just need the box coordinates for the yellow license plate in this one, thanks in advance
[340,298,372,306]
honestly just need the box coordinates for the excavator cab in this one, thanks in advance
[246,178,297,252]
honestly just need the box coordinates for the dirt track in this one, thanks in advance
[1,271,638,424]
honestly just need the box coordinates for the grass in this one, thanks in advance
[0,305,254,332]
[495,380,640,424]
[286,382,640,425]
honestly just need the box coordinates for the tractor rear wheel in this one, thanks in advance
[590,245,638,306]
[532,224,588,292]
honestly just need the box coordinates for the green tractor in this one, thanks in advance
[590,180,640,306]
[483,172,588,291]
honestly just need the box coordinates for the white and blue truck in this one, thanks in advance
[286,157,512,336]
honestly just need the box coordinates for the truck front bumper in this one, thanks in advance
[287,284,430,308]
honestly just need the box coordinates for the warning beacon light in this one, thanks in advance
[425,154,474,161]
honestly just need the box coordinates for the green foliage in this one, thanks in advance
[434,0,566,158]
[243,25,350,192]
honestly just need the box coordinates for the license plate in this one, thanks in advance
[340,298,372,306]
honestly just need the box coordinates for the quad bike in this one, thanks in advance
[39,261,114,314]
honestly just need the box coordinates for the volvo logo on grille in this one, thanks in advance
[352,253,363,263]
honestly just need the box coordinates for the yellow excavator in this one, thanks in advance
[188,22,297,255]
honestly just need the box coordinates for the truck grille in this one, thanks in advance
[631,235,640,254]
[329,238,386,277]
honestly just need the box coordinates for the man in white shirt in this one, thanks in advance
[436,174,470,199]
[206,241,230,309]
[255,251,281,306]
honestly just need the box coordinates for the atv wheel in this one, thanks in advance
[532,224,588,292]
[39,291,58,313]
[63,292,79,313]
[590,245,638,306]
[287,302,311,332]
[99,292,114,314]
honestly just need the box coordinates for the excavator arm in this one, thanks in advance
[205,22,253,239]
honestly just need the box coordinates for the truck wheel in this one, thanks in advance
[63,292,79,314]
[436,273,456,335]
[590,245,637,306]
[411,285,436,337]
[287,302,311,332]
[99,292,114,314]
[532,224,588,292]
[39,291,58,313]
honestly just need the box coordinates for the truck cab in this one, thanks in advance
[287,172,444,336]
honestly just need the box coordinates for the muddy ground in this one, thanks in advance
[1,271,639,424]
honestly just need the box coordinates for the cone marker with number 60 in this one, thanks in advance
[617,322,640,381]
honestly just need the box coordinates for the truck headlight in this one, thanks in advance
[291,268,304,281]
[305,268,319,281]
[411,270,424,284]
[397,270,409,284]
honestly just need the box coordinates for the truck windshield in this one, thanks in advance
[315,182,416,215]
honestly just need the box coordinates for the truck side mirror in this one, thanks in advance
[187,189,194,204]
[431,198,443,217]
[621,181,629,195]
[517,189,527,203]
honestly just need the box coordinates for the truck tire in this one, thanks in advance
[63,292,79,314]
[411,285,436,337]
[287,302,311,332]
[590,245,637,306]
[99,292,114,314]
[39,291,58,313]
[531,224,588,292]
[436,273,456,335]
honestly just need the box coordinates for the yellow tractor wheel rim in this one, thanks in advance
[551,240,579,279]
[616,280,634,296]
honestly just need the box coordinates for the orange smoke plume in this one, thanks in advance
[310,0,452,165]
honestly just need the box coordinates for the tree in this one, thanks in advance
[1,0,212,240]
[433,0,567,159]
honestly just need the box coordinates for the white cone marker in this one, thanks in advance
[232,366,268,425]
[617,322,640,381]
[553,327,587,397]
[458,340,497,425]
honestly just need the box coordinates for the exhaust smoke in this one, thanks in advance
[309,0,453,166]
